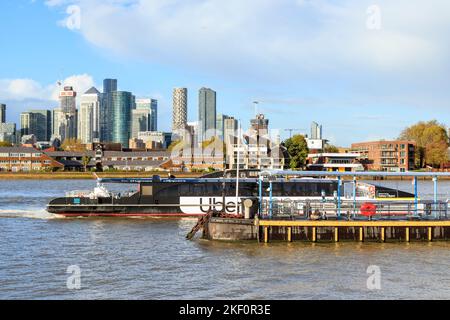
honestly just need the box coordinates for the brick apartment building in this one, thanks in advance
[0,147,63,172]
[351,140,416,172]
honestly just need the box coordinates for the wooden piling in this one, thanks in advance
[334,227,339,242]
[264,227,269,243]
[428,227,433,242]
[359,227,364,242]
[405,227,410,242]
[312,227,317,242]
[381,227,385,243]
[287,227,292,242]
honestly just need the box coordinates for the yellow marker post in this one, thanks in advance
[381,227,385,243]
[264,227,269,243]
[428,227,433,242]
[359,227,364,242]
[405,227,410,242]
[287,227,292,242]
[312,227,317,243]
[334,227,339,243]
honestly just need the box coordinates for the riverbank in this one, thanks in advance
[0,172,203,180]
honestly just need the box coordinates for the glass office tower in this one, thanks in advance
[111,91,132,148]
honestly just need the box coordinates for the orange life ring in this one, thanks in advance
[360,202,377,217]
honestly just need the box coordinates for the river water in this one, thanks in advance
[0,179,449,300]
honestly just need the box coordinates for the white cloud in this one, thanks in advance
[44,0,450,79]
[0,74,95,102]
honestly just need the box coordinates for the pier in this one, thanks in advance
[198,170,450,243]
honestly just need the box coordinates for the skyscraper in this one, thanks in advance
[172,88,188,136]
[131,109,150,139]
[78,87,102,144]
[136,98,158,132]
[100,78,118,142]
[0,104,5,123]
[198,87,217,142]
[58,86,77,141]
[151,99,158,132]
[216,114,232,141]
[20,110,52,141]
[311,121,322,140]
[224,117,238,146]
[111,91,133,148]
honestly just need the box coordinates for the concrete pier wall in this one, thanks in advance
[204,218,450,242]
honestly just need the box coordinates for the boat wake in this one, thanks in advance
[0,208,61,220]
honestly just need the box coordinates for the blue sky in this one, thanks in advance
[0,0,449,146]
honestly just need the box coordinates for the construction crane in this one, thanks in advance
[285,129,305,138]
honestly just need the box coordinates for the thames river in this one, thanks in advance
[0,179,449,300]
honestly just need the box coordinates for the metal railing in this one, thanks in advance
[260,199,449,221]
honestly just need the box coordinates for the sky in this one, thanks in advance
[0,0,449,146]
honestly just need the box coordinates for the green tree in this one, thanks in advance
[399,120,449,168]
[284,134,309,170]
[323,143,339,153]
[82,155,92,172]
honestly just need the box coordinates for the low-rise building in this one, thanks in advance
[0,147,63,172]
[307,153,364,172]
[351,140,416,172]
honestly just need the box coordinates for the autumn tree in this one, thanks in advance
[323,143,339,153]
[284,134,309,170]
[399,120,449,168]
[0,141,12,147]
[61,139,86,152]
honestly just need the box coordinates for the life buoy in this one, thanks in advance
[360,202,377,217]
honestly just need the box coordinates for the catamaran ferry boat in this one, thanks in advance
[46,171,417,218]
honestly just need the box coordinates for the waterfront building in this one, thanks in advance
[225,115,286,170]
[100,79,118,142]
[111,91,133,148]
[0,146,63,172]
[20,110,52,142]
[78,87,102,144]
[0,123,17,144]
[307,153,364,172]
[172,88,188,137]
[351,140,416,172]
[198,87,217,142]
[0,104,5,123]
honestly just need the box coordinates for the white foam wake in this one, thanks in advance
[0,208,61,220]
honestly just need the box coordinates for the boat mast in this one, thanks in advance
[235,120,241,214]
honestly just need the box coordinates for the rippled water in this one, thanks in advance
[0,179,449,300]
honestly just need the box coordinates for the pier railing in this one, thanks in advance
[260,199,449,221]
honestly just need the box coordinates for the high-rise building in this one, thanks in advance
[111,91,133,148]
[60,86,77,114]
[172,88,188,136]
[57,86,77,141]
[131,109,150,139]
[20,110,52,141]
[0,123,17,144]
[136,98,158,132]
[311,121,322,140]
[0,104,5,123]
[100,79,118,142]
[216,114,232,141]
[150,99,158,132]
[78,87,102,144]
[223,117,238,146]
[198,87,216,142]
[52,107,73,142]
